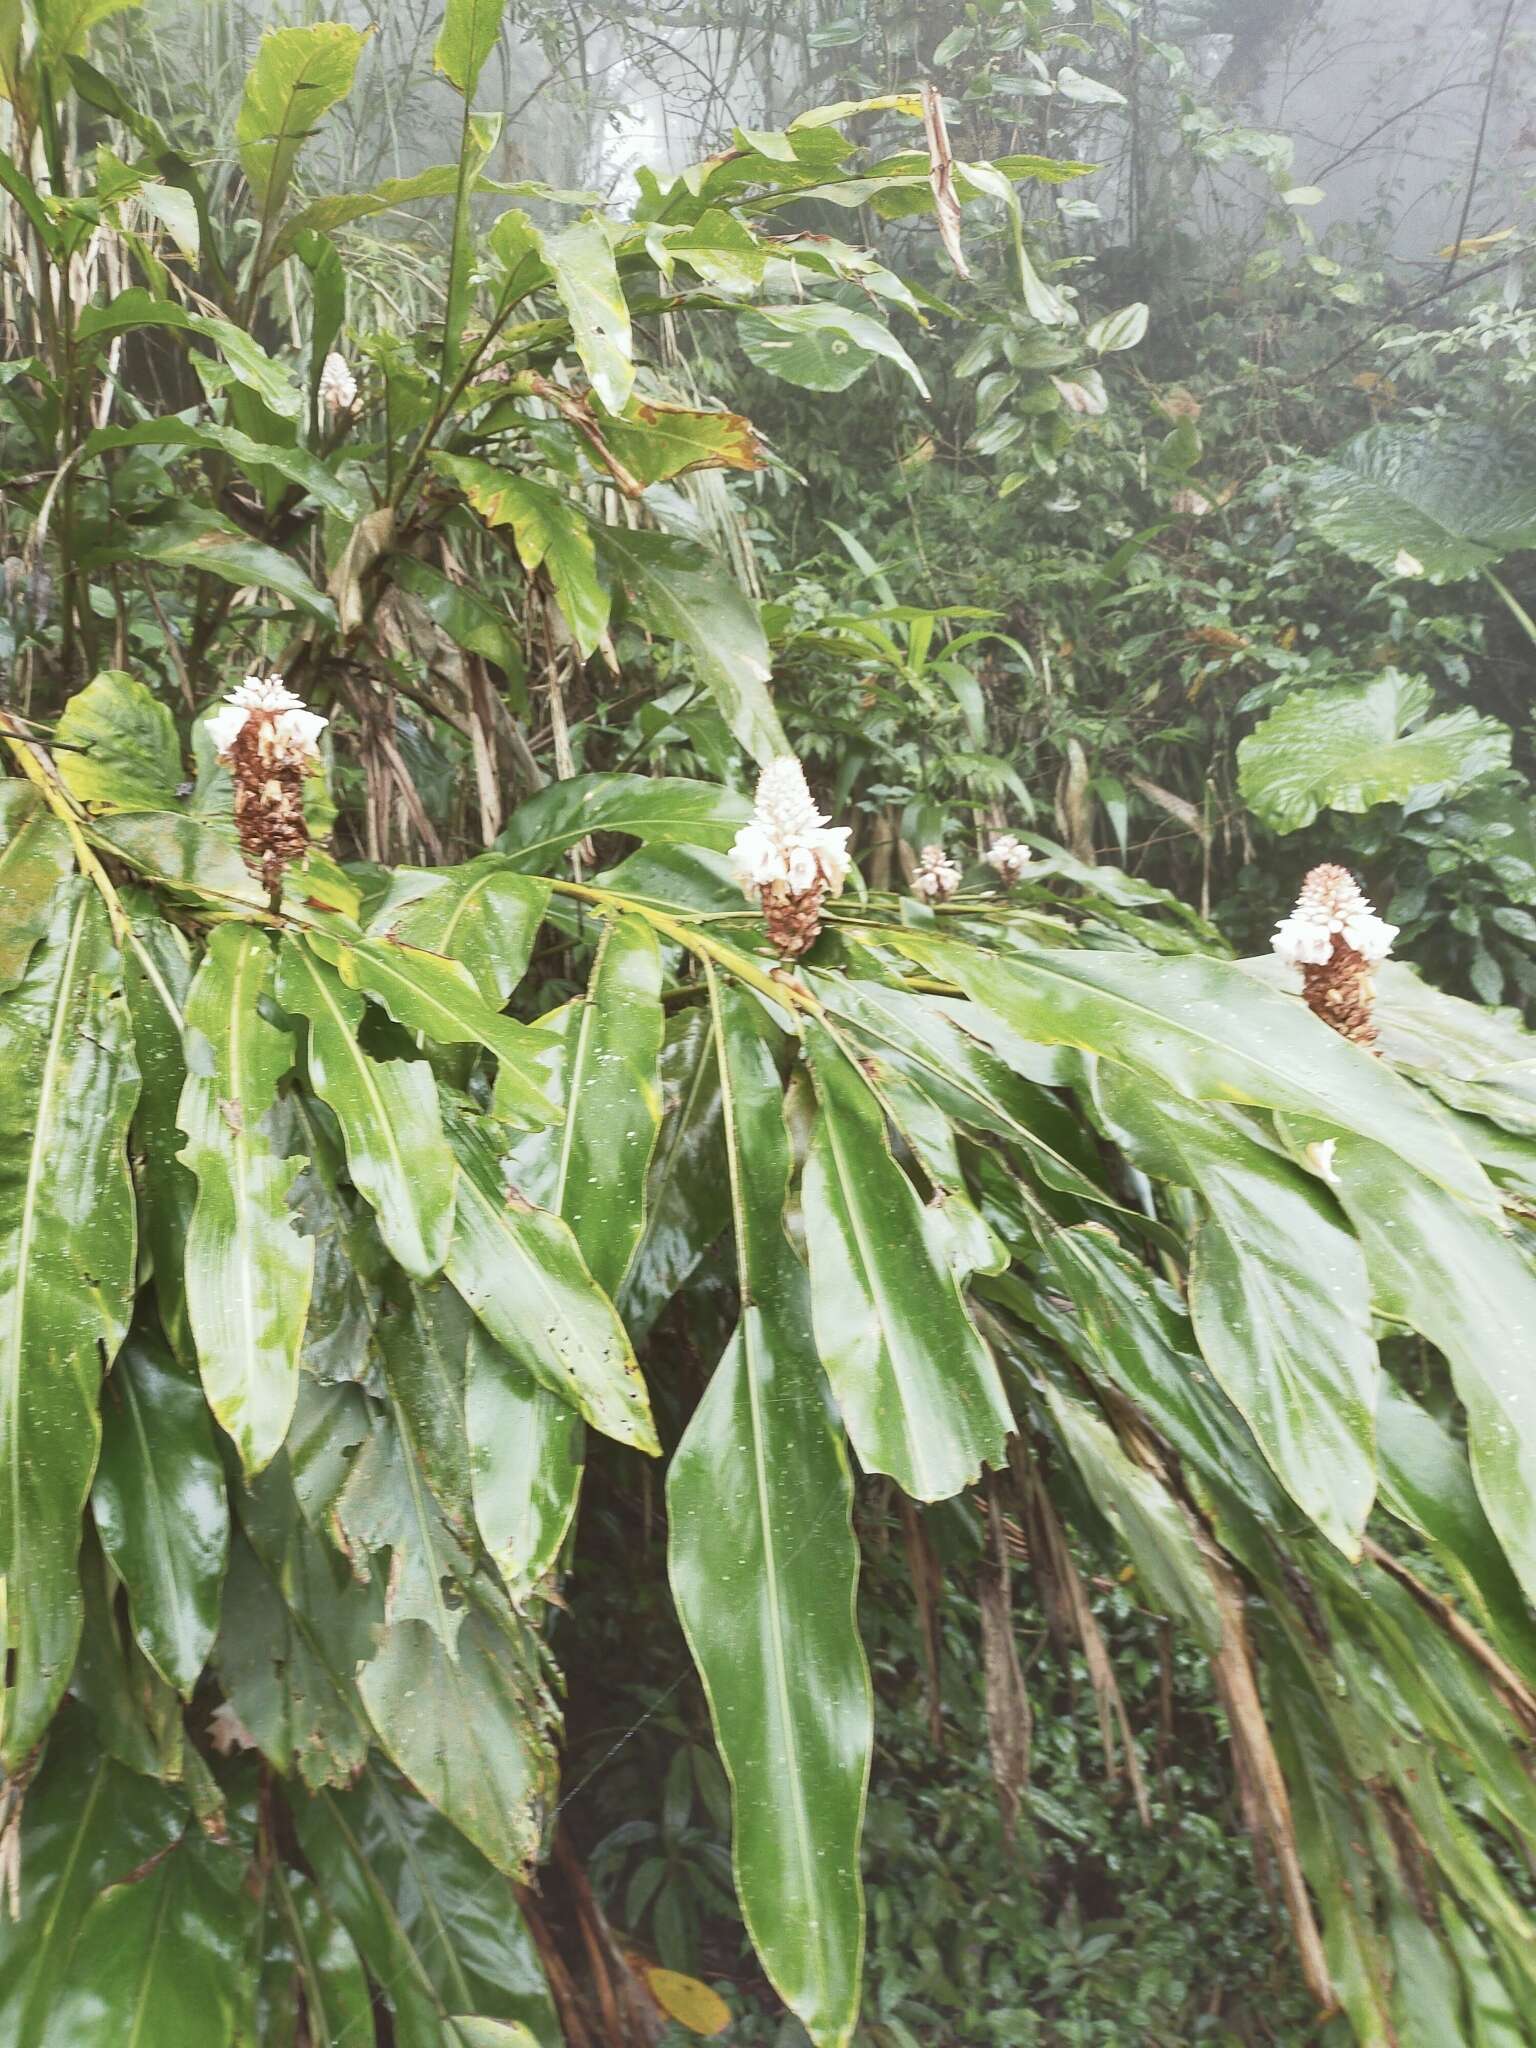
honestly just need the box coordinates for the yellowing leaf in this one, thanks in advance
[645,1968,731,2036]
[1435,225,1514,260]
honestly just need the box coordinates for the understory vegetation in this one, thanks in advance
[2,1,1535,2044]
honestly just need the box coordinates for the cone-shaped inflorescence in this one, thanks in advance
[985,833,1032,886]
[729,755,852,959]
[318,350,358,416]
[912,844,962,902]
[207,675,327,904]
[1272,863,1397,1049]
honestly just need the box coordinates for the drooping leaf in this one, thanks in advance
[801,1019,1014,1500]
[887,931,1494,1213]
[127,516,335,621]
[549,914,663,1296]
[0,881,137,1767]
[465,1323,583,1604]
[542,214,634,414]
[217,1466,378,1790]
[53,669,183,812]
[0,781,72,995]
[335,1394,475,1651]
[87,417,361,519]
[75,292,303,419]
[595,398,765,484]
[376,1277,476,1530]
[295,1768,560,2048]
[737,302,929,397]
[1237,669,1510,832]
[1305,422,1536,582]
[178,924,312,1473]
[669,979,871,2048]
[271,1871,374,2048]
[597,526,786,764]
[619,1007,728,1339]
[236,23,367,213]
[275,937,456,1279]
[444,1113,659,1453]
[433,456,610,660]
[1096,1073,1379,1556]
[91,1328,228,1695]
[1292,1123,1536,1608]
[357,1600,558,1879]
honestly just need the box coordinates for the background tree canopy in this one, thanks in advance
[1,1,1535,2044]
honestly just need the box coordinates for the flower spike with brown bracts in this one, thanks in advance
[729,755,852,959]
[207,674,327,906]
[1272,863,1397,1049]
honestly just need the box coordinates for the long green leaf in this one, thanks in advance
[597,525,785,764]
[276,937,456,1278]
[550,914,663,1296]
[465,1323,583,1604]
[618,1006,727,1339]
[494,772,748,872]
[1295,1124,1536,1606]
[1096,1074,1378,1556]
[0,881,138,1766]
[434,457,610,660]
[91,1328,228,1695]
[367,857,549,1004]
[444,1114,659,1454]
[669,979,871,2047]
[0,783,72,996]
[801,1018,1013,1500]
[891,932,1494,1213]
[178,925,312,1473]
[542,215,634,414]
[434,0,506,95]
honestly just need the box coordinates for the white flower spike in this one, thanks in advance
[911,844,962,902]
[319,350,358,415]
[985,833,1032,885]
[729,755,851,958]
[207,673,327,769]
[1272,864,1396,968]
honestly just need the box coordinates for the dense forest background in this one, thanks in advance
[3,1,1535,2043]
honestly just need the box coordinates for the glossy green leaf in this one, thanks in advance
[1298,1125,1536,1607]
[38,1826,254,2048]
[1306,422,1536,583]
[1237,669,1510,832]
[388,557,527,697]
[0,881,137,1766]
[669,979,871,2048]
[91,1328,228,1695]
[75,292,302,419]
[0,1715,183,2048]
[307,929,557,1126]
[495,772,748,872]
[890,930,1494,1213]
[336,1394,475,1650]
[801,1019,1013,1500]
[542,214,634,414]
[276,937,456,1278]
[434,456,610,659]
[367,857,549,1005]
[466,1322,583,1604]
[1096,1073,1378,1555]
[597,525,785,764]
[377,1277,476,1529]
[619,1007,728,1339]
[550,914,663,1296]
[296,1768,560,2048]
[357,1601,558,1879]
[444,1113,659,1453]
[129,516,335,620]
[53,668,182,811]
[0,782,72,995]
[178,925,312,1473]
[236,22,367,211]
